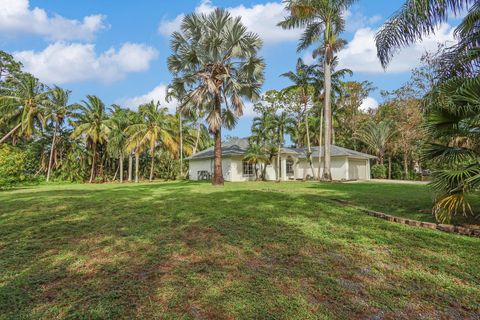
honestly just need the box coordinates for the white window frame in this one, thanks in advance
[242,161,254,177]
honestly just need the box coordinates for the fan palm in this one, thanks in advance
[125,101,177,182]
[279,0,357,181]
[71,95,110,183]
[168,8,265,186]
[356,120,396,165]
[0,74,51,144]
[45,87,74,182]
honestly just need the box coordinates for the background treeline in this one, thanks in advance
[0,51,212,187]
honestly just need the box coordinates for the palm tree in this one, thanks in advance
[107,105,130,183]
[168,9,265,186]
[244,143,268,180]
[279,0,357,181]
[356,120,395,165]
[0,74,51,144]
[166,80,187,177]
[281,58,316,178]
[375,0,473,69]
[46,87,74,182]
[71,95,110,183]
[125,101,177,182]
[272,111,294,181]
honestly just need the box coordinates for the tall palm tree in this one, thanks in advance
[356,120,395,165]
[272,111,294,181]
[0,74,51,144]
[281,58,316,178]
[125,101,177,182]
[166,80,187,177]
[46,87,74,182]
[168,9,265,186]
[279,0,357,181]
[107,105,130,183]
[71,95,110,183]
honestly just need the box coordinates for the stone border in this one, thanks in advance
[332,199,480,237]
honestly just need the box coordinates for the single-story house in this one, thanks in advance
[186,138,376,182]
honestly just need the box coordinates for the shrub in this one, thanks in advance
[0,145,27,189]
[371,164,387,179]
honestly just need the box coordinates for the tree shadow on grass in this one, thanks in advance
[0,184,479,319]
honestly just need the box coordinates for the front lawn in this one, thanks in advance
[0,181,479,319]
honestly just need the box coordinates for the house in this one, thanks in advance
[186,138,376,181]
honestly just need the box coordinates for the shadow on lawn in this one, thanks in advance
[0,183,479,319]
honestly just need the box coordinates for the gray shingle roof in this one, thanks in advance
[186,138,376,160]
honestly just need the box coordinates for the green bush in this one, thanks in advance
[0,145,27,189]
[371,164,387,179]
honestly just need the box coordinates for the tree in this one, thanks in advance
[46,87,74,182]
[272,111,295,181]
[356,120,395,166]
[168,9,265,186]
[71,95,110,183]
[279,0,357,181]
[243,143,268,180]
[125,101,177,182]
[0,74,51,145]
[167,80,187,177]
[107,105,130,183]
[281,58,316,178]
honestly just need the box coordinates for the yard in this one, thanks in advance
[0,181,479,319]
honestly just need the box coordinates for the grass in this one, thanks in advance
[0,181,479,319]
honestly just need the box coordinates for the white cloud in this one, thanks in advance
[360,96,379,111]
[14,42,158,84]
[0,0,107,41]
[118,84,178,112]
[344,9,381,33]
[337,23,456,73]
[158,0,301,44]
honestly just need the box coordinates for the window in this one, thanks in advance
[286,159,294,175]
[242,161,254,177]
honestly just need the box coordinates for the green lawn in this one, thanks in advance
[0,181,479,319]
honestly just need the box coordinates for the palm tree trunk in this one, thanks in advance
[304,105,315,179]
[149,147,155,182]
[323,54,333,181]
[404,152,408,180]
[179,111,183,177]
[0,123,22,145]
[135,152,139,183]
[388,155,392,180]
[318,105,324,180]
[128,154,133,182]
[89,143,96,183]
[46,124,58,182]
[212,96,224,186]
[119,156,124,183]
[193,111,201,155]
[277,143,281,182]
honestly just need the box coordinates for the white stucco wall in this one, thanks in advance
[188,158,231,181]
[294,156,348,180]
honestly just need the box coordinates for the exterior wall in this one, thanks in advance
[295,156,348,180]
[188,158,232,181]
[348,158,369,180]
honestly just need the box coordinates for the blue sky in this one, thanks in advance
[1,0,459,138]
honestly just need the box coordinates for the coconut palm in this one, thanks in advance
[45,87,74,182]
[168,8,265,186]
[279,0,357,181]
[71,95,110,183]
[0,74,51,144]
[356,120,396,165]
[166,80,187,177]
[125,101,177,182]
[107,105,131,183]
